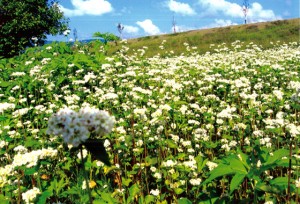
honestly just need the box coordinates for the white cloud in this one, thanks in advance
[171,25,196,33]
[123,25,139,34]
[210,19,237,28]
[198,0,242,18]
[59,0,113,17]
[167,0,196,16]
[248,2,278,22]
[136,19,160,35]
[198,0,278,21]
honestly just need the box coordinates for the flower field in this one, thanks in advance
[0,40,299,203]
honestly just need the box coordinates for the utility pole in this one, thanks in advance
[73,28,78,41]
[242,0,250,24]
[172,14,176,33]
[117,23,124,39]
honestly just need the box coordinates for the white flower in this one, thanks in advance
[153,172,162,179]
[22,187,41,204]
[295,178,300,188]
[206,161,218,171]
[0,103,15,113]
[77,149,88,159]
[257,160,262,168]
[150,189,160,196]
[47,107,114,147]
[190,178,201,186]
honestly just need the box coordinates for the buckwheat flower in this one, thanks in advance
[150,166,157,172]
[273,90,283,100]
[182,140,191,147]
[229,141,237,147]
[77,149,88,159]
[12,108,31,118]
[11,72,26,77]
[104,139,111,148]
[170,134,179,143]
[295,178,300,188]
[150,189,160,196]
[162,160,177,167]
[0,102,16,113]
[13,145,27,153]
[22,187,41,204]
[96,160,104,167]
[189,178,201,186]
[25,60,33,65]
[136,139,143,147]
[264,201,273,204]
[285,123,300,138]
[206,161,218,171]
[0,140,8,148]
[154,172,162,179]
[257,160,262,168]
[179,105,188,114]
[221,144,230,152]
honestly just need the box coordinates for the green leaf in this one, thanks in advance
[229,173,246,195]
[226,156,248,174]
[122,177,132,187]
[165,139,178,148]
[97,192,118,204]
[37,190,53,204]
[202,164,235,185]
[24,166,38,175]
[255,182,280,194]
[82,139,111,166]
[178,197,193,204]
[145,195,155,204]
[174,188,185,195]
[128,184,141,202]
[236,149,250,169]
[269,177,290,191]
[264,149,289,166]
[0,194,9,204]
[0,81,11,87]
[195,155,207,172]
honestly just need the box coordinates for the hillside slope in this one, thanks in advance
[108,18,300,57]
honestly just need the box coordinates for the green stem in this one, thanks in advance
[287,140,292,202]
[80,146,93,204]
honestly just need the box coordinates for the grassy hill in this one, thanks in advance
[108,18,300,57]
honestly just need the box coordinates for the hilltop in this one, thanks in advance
[108,18,300,57]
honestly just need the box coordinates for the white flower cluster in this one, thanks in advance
[47,107,115,147]
[22,187,41,204]
[0,102,15,113]
[12,148,58,168]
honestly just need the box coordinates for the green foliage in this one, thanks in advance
[108,18,300,57]
[0,40,299,203]
[0,0,68,58]
[93,32,120,44]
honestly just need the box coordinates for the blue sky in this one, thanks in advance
[48,0,299,41]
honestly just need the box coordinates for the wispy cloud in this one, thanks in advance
[136,19,160,35]
[248,2,279,22]
[198,0,278,22]
[167,0,196,16]
[198,0,242,18]
[59,0,113,17]
[205,19,237,28]
[123,25,139,34]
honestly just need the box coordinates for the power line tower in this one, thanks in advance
[73,28,78,41]
[172,14,176,33]
[242,0,250,24]
[117,23,124,39]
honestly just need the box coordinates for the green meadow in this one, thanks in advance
[0,18,299,203]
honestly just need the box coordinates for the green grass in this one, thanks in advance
[108,18,300,57]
